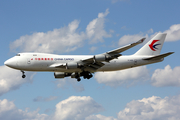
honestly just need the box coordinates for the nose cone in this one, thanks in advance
[4,58,17,68]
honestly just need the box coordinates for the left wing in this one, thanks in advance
[106,37,145,55]
[80,38,145,70]
[50,38,145,70]
[82,37,145,63]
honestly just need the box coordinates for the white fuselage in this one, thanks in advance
[4,53,162,73]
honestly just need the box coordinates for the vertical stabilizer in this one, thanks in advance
[134,33,167,56]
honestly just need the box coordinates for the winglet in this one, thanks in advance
[136,38,146,44]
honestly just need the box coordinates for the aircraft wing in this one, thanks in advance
[82,37,145,63]
[50,38,145,70]
[106,38,146,54]
[80,37,146,70]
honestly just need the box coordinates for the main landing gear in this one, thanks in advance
[75,71,93,82]
[21,70,26,78]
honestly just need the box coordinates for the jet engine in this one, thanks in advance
[66,62,79,69]
[54,72,71,78]
[66,62,83,69]
[94,53,121,62]
[94,54,112,62]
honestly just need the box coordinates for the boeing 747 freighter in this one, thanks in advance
[4,33,174,81]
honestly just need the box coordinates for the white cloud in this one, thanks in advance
[121,26,131,30]
[90,46,97,53]
[86,9,112,43]
[53,96,104,120]
[164,24,180,41]
[33,96,58,102]
[151,65,180,87]
[95,66,149,87]
[118,24,180,47]
[54,78,85,92]
[86,114,117,120]
[117,95,180,120]
[0,99,48,120]
[10,9,112,54]
[10,20,86,53]
[2,94,180,120]
[0,66,35,96]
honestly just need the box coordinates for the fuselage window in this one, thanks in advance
[16,54,20,56]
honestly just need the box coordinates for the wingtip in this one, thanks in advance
[137,38,146,43]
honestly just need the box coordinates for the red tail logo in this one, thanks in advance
[149,40,161,51]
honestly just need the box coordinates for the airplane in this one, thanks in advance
[4,33,174,82]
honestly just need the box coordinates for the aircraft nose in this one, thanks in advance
[4,58,17,68]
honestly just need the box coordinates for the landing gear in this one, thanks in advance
[75,75,81,82]
[77,77,81,82]
[71,71,93,82]
[21,70,26,78]
[81,71,93,80]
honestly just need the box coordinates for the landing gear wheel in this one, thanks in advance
[77,78,81,82]
[22,75,26,78]
[21,70,26,79]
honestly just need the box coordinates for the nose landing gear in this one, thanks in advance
[21,70,26,78]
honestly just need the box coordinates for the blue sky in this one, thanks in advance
[0,0,180,120]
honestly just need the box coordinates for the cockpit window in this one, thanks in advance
[16,54,20,56]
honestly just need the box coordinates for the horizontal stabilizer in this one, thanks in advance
[143,52,174,60]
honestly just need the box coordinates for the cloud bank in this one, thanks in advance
[53,96,104,120]
[118,24,180,46]
[151,65,180,87]
[95,66,149,87]
[0,66,35,96]
[0,99,47,120]
[2,95,180,120]
[118,95,180,120]
[10,9,111,54]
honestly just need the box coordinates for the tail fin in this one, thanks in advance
[134,33,167,56]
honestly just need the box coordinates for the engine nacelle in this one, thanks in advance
[71,72,79,78]
[54,72,70,78]
[94,54,112,62]
[66,62,78,69]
